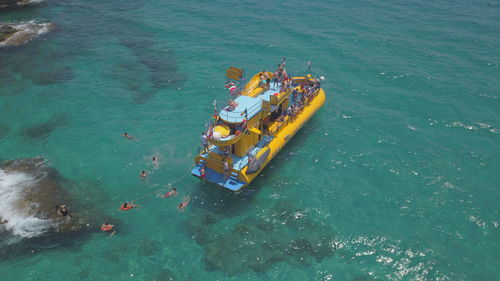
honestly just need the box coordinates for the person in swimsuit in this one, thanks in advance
[163,187,177,198]
[201,132,209,153]
[122,132,134,139]
[178,196,191,211]
[200,166,206,179]
[56,205,69,217]
[152,156,159,166]
[120,202,138,211]
[101,222,115,237]
[140,170,147,179]
[223,159,230,181]
[259,71,270,89]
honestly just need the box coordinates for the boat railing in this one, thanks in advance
[218,99,262,123]
[268,115,291,136]
[267,87,321,135]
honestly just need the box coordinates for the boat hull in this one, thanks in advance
[239,88,326,186]
[192,88,326,191]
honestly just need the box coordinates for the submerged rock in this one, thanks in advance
[0,158,93,242]
[21,113,68,139]
[0,22,54,47]
[188,203,336,275]
[0,122,10,139]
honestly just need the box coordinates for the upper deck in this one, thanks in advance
[218,82,281,123]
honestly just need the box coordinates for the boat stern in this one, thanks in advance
[191,164,247,191]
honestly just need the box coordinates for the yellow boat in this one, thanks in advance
[191,64,326,191]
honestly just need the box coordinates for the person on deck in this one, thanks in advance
[228,100,238,111]
[260,71,270,89]
[200,166,206,179]
[223,159,230,181]
[201,132,209,153]
[223,146,231,158]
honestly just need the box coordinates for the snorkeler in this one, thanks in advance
[152,156,159,166]
[119,202,138,211]
[178,196,191,211]
[122,132,134,139]
[140,170,147,179]
[101,222,115,237]
[56,205,69,217]
[163,187,177,198]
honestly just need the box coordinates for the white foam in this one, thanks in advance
[0,21,53,48]
[0,169,56,240]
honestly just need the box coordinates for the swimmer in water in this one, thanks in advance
[119,202,138,211]
[152,156,159,166]
[122,132,134,139]
[101,222,115,237]
[56,205,69,217]
[163,187,177,198]
[178,196,191,212]
[140,170,147,179]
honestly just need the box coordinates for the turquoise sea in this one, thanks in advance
[1,0,499,280]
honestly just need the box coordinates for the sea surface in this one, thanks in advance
[0,0,499,280]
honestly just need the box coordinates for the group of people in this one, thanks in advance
[288,78,321,120]
[259,63,289,91]
[99,133,192,237]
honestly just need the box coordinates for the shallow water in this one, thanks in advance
[0,0,499,280]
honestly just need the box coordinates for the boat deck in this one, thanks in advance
[218,82,282,123]
[191,164,246,191]
[199,134,274,173]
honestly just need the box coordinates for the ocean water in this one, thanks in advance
[0,0,499,280]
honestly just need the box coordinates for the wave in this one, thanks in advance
[0,0,44,8]
[0,169,57,242]
[0,21,54,47]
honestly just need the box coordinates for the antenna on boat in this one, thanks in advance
[281,56,287,65]
[306,60,312,73]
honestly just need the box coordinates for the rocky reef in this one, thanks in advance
[0,0,40,9]
[0,22,54,47]
[187,201,336,275]
[0,158,96,243]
